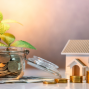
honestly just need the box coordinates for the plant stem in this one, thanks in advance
[6,47,12,61]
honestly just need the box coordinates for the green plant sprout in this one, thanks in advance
[0,12,36,50]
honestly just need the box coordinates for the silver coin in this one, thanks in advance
[8,61,18,72]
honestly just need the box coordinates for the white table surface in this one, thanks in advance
[0,69,89,89]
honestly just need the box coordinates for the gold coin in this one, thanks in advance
[0,73,7,77]
[0,63,8,71]
[70,76,82,83]
[70,76,72,82]
[0,70,8,77]
[55,78,68,83]
[0,70,8,74]
[43,81,57,84]
[0,63,5,67]
[8,61,18,72]
[0,54,10,63]
[6,69,22,78]
[58,79,68,83]
[55,79,60,83]
[86,71,89,83]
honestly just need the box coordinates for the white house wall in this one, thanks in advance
[66,55,89,74]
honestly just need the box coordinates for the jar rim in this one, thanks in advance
[0,47,23,52]
[0,47,29,55]
[0,51,25,53]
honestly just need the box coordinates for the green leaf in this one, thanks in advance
[0,12,3,21]
[0,23,10,35]
[0,42,7,47]
[11,40,36,49]
[2,19,23,25]
[1,33,15,46]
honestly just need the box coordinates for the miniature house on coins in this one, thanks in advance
[61,40,89,79]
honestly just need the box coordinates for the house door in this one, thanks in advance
[72,65,80,76]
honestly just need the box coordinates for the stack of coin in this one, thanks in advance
[55,78,68,83]
[70,76,83,83]
[86,71,89,83]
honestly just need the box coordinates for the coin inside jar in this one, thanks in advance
[0,63,5,67]
[0,70,7,73]
[10,54,21,63]
[0,63,8,71]
[8,61,18,72]
[0,54,10,63]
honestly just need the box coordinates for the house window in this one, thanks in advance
[72,65,80,76]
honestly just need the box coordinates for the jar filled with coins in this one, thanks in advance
[0,47,29,80]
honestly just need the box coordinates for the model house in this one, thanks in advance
[61,40,89,79]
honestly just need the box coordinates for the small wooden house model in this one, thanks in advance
[61,40,89,79]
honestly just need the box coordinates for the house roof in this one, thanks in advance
[61,40,89,55]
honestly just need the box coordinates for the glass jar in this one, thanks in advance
[0,47,29,80]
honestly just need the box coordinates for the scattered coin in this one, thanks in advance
[54,78,60,83]
[8,61,18,72]
[43,81,57,84]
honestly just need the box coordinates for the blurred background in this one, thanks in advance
[0,0,89,69]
